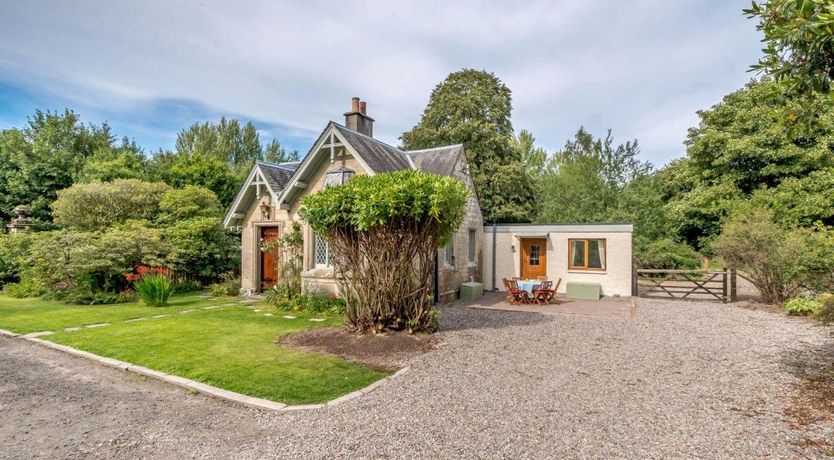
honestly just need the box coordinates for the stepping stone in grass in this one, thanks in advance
[202,306,220,310]
[151,314,170,319]
[85,323,110,328]
[309,318,326,322]
[124,317,148,323]
[282,315,297,319]
[253,309,261,312]
[263,313,273,317]
[64,327,82,332]
[23,331,54,338]
[179,309,196,314]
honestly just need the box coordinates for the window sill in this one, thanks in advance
[302,267,335,278]
[467,262,476,268]
[443,264,456,270]
[567,269,607,274]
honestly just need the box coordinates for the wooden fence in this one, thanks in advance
[632,268,737,303]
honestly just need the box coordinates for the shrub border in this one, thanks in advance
[0,328,407,412]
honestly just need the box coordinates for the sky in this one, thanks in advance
[0,0,763,167]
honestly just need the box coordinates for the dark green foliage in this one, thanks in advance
[134,274,175,307]
[78,138,147,182]
[537,128,665,242]
[635,238,702,270]
[0,110,114,223]
[401,69,535,222]
[149,154,243,207]
[0,233,34,287]
[163,217,240,279]
[745,0,834,126]
[665,80,834,249]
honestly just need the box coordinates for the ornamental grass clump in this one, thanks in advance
[134,274,175,307]
[300,170,468,333]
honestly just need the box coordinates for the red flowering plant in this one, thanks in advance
[123,264,171,283]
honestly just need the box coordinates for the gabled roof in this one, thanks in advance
[222,160,298,227]
[331,124,412,172]
[224,120,473,226]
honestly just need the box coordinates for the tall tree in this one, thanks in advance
[664,79,834,250]
[0,110,113,223]
[745,0,834,126]
[263,139,300,164]
[400,69,535,222]
[175,117,264,169]
[536,128,662,242]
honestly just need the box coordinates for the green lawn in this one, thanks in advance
[0,293,387,404]
[0,292,232,334]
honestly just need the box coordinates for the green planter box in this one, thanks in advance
[565,282,601,300]
[459,282,484,302]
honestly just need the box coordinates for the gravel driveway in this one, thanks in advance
[1,299,832,459]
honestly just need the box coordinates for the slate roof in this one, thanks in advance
[256,161,296,192]
[332,124,412,172]
[405,145,464,177]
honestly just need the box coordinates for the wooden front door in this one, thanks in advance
[520,238,547,279]
[260,227,281,291]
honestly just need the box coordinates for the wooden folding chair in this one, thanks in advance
[533,280,552,304]
[507,279,530,304]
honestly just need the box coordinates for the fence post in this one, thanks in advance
[730,268,737,302]
[722,267,728,303]
[631,264,638,297]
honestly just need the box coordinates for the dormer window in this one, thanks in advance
[325,166,355,187]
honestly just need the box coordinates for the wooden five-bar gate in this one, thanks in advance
[632,268,737,303]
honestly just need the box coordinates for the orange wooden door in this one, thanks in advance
[260,227,281,291]
[520,238,547,279]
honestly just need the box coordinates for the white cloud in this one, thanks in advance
[0,0,762,162]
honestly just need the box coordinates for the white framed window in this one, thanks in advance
[314,233,331,268]
[445,238,454,267]
[468,229,476,263]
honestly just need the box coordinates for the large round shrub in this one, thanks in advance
[300,170,468,333]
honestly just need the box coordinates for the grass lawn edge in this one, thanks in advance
[19,334,406,412]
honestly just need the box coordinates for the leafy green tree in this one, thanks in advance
[78,138,147,182]
[401,69,535,222]
[263,139,300,164]
[158,185,223,224]
[51,179,171,231]
[665,79,834,249]
[163,217,240,279]
[0,110,113,222]
[537,128,654,222]
[149,153,242,206]
[514,129,548,179]
[175,117,262,168]
[745,0,834,124]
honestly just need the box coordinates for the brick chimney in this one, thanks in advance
[344,97,374,137]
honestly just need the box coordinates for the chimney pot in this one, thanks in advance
[344,97,374,137]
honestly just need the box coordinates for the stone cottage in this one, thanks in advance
[223,98,482,301]
[224,98,633,301]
